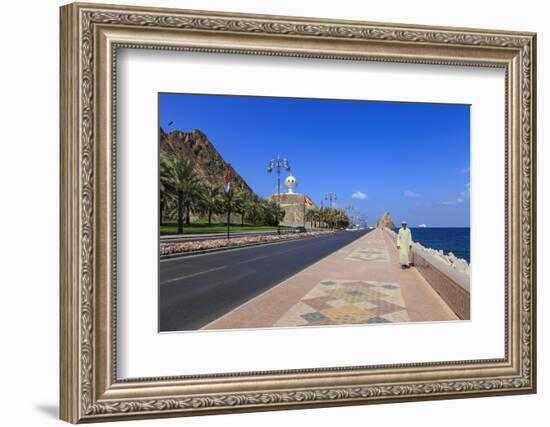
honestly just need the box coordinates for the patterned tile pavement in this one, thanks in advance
[345,246,390,262]
[273,279,410,327]
[203,229,457,330]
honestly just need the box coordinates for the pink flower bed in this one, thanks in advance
[160,231,336,256]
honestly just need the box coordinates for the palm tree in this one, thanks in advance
[258,199,276,226]
[311,207,320,228]
[232,191,248,226]
[322,208,330,229]
[321,207,338,229]
[321,208,350,229]
[159,178,168,227]
[202,184,223,226]
[245,194,263,225]
[305,208,316,228]
[241,192,265,226]
[160,153,203,234]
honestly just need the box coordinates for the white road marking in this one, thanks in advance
[160,266,226,285]
[200,234,373,329]
[236,254,271,265]
[235,240,336,265]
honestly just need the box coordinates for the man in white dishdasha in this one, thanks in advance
[396,220,413,268]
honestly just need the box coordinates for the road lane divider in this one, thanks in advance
[160,266,227,285]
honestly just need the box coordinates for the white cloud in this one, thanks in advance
[403,190,420,198]
[351,191,367,200]
[442,197,463,206]
[442,183,469,205]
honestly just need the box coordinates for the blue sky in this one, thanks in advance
[159,93,470,227]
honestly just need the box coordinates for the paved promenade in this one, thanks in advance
[203,228,457,330]
[159,230,369,331]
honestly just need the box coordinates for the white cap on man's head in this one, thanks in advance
[401,220,407,224]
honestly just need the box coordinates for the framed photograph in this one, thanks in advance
[60,2,537,423]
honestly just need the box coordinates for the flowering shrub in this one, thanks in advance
[160,230,336,256]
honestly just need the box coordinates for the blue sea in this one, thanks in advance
[396,227,471,263]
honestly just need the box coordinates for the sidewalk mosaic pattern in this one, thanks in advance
[203,228,458,330]
[345,246,390,262]
[273,279,409,327]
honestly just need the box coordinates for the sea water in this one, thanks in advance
[397,227,471,263]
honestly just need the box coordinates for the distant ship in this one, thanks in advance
[418,224,427,228]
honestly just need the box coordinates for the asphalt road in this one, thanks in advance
[159,229,370,331]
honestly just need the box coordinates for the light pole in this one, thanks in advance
[325,192,337,208]
[324,193,337,229]
[267,155,290,235]
[344,205,354,228]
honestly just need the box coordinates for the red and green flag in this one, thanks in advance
[224,166,232,193]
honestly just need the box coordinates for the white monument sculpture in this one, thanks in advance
[284,175,298,194]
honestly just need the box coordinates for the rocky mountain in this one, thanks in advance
[375,212,396,229]
[160,128,254,195]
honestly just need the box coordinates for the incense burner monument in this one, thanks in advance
[272,174,316,228]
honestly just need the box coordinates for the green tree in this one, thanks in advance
[319,208,330,228]
[232,191,249,226]
[311,207,321,228]
[244,194,263,225]
[305,208,316,228]
[160,153,203,233]
[258,198,281,226]
[159,178,174,227]
[201,184,223,226]
[323,208,350,229]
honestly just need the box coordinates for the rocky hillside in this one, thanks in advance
[375,212,396,229]
[160,128,254,195]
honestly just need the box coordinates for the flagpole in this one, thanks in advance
[303,196,306,228]
[227,203,230,240]
[225,165,232,240]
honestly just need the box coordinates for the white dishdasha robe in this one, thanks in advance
[396,227,412,265]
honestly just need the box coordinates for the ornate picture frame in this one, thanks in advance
[60,2,536,423]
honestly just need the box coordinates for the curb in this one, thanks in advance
[160,229,294,242]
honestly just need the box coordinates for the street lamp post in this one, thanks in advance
[324,192,337,229]
[267,155,290,235]
[344,204,354,228]
[325,192,337,208]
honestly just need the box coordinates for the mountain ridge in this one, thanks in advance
[160,128,255,195]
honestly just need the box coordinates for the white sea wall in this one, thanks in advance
[384,228,470,275]
[383,227,470,319]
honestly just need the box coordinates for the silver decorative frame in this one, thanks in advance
[60,2,536,423]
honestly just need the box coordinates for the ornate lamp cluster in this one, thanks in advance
[267,155,291,234]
